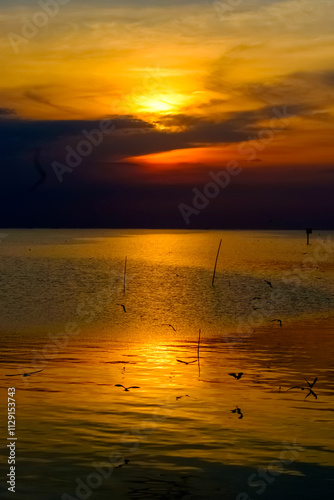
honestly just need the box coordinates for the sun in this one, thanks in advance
[133,92,188,115]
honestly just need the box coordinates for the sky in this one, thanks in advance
[0,0,334,228]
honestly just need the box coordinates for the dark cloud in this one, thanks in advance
[0,101,332,229]
[240,70,334,107]
[0,107,15,116]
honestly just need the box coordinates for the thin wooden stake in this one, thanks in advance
[123,256,127,294]
[212,239,222,286]
[197,328,201,378]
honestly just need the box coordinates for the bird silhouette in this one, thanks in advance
[229,372,243,380]
[286,385,317,399]
[305,377,317,388]
[117,304,126,313]
[304,388,317,399]
[6,369,44,378]
[114,384,140,391]
[162,324,176,332]
[271,319,282,327]
[230,406,243,419]
[114,459,130,468]
[264,280,273,288]
[176,359,197,365]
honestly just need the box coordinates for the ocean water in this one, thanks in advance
[0,229,333,500]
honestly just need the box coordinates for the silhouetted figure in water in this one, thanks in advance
[162,324,176,332]
[229,372,243,380]
[265,280,273,288]
[271,319,282,327]
[176,359,197,365]
[6,369,44,378]
[117,304,126,313]
[231,406,243,419]
[114,384,140,391]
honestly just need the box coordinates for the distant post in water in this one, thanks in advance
[123,256,127,294]
[306,228,312,245]
[212,239,222,286]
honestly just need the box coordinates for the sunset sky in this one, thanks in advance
[1,0,334,228]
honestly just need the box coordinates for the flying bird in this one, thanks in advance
[6,369,44,378]
[271,319,282,327]
[304,377,317,388]
[162,324,176,332]
[230,406,243,419]
[304,388,317,399]
[286,385,317,399]
[264,280,273,288]
[229,372,243,380]
[114,384,140,391]
[117,304,126,313]
[176,359,197,365]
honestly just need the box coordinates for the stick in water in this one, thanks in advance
[123,256,127,295]
[197,328,201,378]
[212,239,222,286]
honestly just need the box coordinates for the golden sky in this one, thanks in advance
[1,0,334,228]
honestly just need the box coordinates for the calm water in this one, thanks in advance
[0,230,333,500]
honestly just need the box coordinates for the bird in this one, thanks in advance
[253,297,261,300]
[264,280,273,288]
[114,459,130,468]
[176,359,197,365]
[304,388,317,399]
[229,372,243,380]
[162,324,176,332]
[29,147,47,192]
[114,384,140,391]
[117,304,126,313]
[304,377,317,388]
[6,369,44,378]
[286,386,317,399]
[230,406,243,419]
[271,319,282,327]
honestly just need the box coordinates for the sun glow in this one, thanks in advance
[133,92,190,115]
